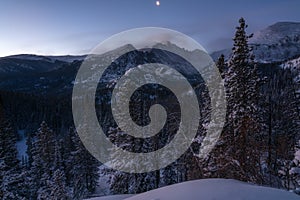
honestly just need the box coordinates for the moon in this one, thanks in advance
[156,1,160,6]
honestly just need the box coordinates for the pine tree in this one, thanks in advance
[29,121,57,199]
[61,127,77,188]
[49,169,70,200]
[278,140,300,194]
[220,17,263,183]
[265,68,300,186]
[0,96,25,199]
[216,54,226,79]
[291,140,300,194]
[69,127,99,199]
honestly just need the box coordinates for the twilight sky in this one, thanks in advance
[1,0,300,57]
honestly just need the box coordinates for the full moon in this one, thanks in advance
[156,1,160,6]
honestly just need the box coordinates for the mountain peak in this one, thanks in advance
[251,21,300,45]
[270,21,300,27]
[212,21,300,63]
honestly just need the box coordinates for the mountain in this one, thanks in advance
[0,43,208,96]
[6,54,87,63]
[0,57,81,95]
[211,22,300,63]
[87,179,300,200]
[2,22,300,94]
[0,56,64,77]
[0,54,86,79]
[251,22,300,45]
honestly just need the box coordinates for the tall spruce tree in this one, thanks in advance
[225,17,263,183]
[69,127,99,199]
[49,169,70,200]
[29,121,57,199]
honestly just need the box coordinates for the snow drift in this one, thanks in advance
[89,179,299,200]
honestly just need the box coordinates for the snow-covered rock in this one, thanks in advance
[87,179,299,200]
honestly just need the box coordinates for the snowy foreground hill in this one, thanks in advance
[87,179,299,200]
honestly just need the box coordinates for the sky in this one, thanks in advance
[1,0,300,57]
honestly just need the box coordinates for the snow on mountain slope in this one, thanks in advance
[211,22,300,63]
[281,56,300,70]
[251,22,300,45]
[88,179,299,200]
[281,55,300,95]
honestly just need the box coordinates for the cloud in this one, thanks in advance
[206,37,233,52]
[90,27,206,55]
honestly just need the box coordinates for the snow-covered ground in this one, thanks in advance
[87,179,299,200]
[94,165,112,196]
[16,130,27,161]
[88,194,134,200]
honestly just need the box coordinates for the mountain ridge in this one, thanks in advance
[211,21,300,63]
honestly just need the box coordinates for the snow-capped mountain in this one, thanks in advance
[211,22,300,63]
[251,22,300,45]
[0,43,208,95]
